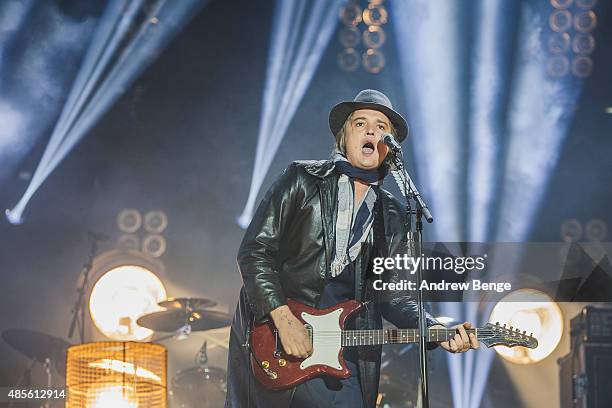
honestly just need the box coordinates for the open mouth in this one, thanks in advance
[362,142,375,155]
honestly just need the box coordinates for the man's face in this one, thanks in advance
[344,109,391,170]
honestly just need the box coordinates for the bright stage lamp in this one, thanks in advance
[66,341,166,408]
[89,265,167,341]
[87,383,138,408]
[489,289,563,364]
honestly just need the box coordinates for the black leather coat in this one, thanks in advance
[225,160,438,408]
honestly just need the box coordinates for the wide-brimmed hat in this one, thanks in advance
[329,89,409,142]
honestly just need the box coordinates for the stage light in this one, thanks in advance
[362,48,385,73]
[144,210,168,233]
[238,0,343,227]
[496,2,584,242]
[117,209,142,233]
[547,55,570,77]
[585,219,607,241]
[340,3,362,26]
[392,0,463,241]
[489,289,563,364]
[142,234,167,258]
[66,342,167,408]
[338,48,360,71]
[363,25,385,49]
[606,107,612,114]
[576,0,597,8]
[362,4,388,26]
[551,0,573,9]
[88,359,162,383]
[339,27,360,48]
[561,218,583,242]
[89,265,167,341]
[572,33,596,54]
[549,9,572,32]
[6,0,204,224]
[548,32,571,53]
[574,10,597,32]
[571,56,593,77]
[117,234,140,251]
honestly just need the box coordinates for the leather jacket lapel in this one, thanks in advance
[317,175,337,279]
[376,190,395,257]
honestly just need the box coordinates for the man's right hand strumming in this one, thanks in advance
[269,305,313,358]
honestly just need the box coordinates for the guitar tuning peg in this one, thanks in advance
[529,332,533,337]
[503,324,506,328]
[510,326,514,330]
[523,330,526,334]
[495,322,499,325]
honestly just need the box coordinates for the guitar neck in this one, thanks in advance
[341,328,477,346]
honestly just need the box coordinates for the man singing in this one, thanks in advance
[225,90,479,407]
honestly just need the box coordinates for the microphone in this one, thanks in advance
[382,133,402,155]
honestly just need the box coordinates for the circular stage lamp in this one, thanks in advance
[66,341,166,408]
[118,234,140,252]
[585,219,607,241]
[89,265,167,341]
[546,55,570,77]
[142,234,167,258]
[363,4,388,26]
[549,10,572,32]
[576,0,597,8]
[571,56,593,78]
[363,25,386,49]
[144,210,168,234]
[117,209,142,233]
[340,4,362,26]
[489,289,563,364]
[338,48,360,72]
[574,10,597,32]
[339,27,360,48]
[560,218,582,242]
[572,33,596,54]
[362,49,385,74]
[551,0,573,9]
[548,32,570,54]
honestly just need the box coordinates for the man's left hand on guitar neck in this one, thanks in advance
[430,322,480,353]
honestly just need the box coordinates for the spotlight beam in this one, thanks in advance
[6,0,205,224]
[494,1,584,242]
[391,0,463,242]
[467,0,512,243]
[238,0,343,227]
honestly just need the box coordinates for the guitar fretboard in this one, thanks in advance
[341,328,477,346]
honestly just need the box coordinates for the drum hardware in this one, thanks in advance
[2,329,71,408]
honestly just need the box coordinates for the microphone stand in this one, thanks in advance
[67,234,103,343]
[387,148,433,408]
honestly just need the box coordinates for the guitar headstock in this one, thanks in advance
[478,322,538,349]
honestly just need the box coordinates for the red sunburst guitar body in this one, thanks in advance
[250,299,361,390]
[249,298,538,390]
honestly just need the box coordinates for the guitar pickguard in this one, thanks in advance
[300,308,343,370]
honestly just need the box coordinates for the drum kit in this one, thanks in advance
[2,296,231,408]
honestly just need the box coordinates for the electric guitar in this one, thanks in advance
[250,299,538,390]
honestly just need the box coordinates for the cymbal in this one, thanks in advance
[158,297,217,310]
[137,309,230,332]
[2,329,70,375]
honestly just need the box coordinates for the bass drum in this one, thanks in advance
[170,366,227,408]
